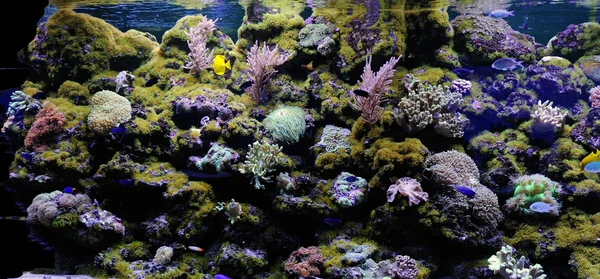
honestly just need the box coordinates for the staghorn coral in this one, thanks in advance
[183,16,218,74]
[488,245,547,279]
[245,41,294,103]
[387,177,429,206]
[350,54,401,125]
[393,82,444,133]
[238,140,284,189]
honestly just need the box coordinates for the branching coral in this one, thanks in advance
[245,41,294,103]
[488,245,547,279]
[183,16,218,74]
[531,100,567,129]
[387,177,429,206]
[350,55,401,125]
[393,80,467,137]
[238,140,284,189]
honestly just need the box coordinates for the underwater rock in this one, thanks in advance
[451,15,537,64]
[26,10,158,87]
[544,22,600,61]
[525,58,590,108]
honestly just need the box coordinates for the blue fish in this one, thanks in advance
[455,186,476,198]
[20,152,33,161]
[584,161,600,173]
[452,68,474,77]
[63,186,74,193]
[118,179,134,186]
[491,58,523,71]
[488,9,514,18]
[110,126,126,135]
[345,175,357,182]
[214,274,231,279]
[324,217,342,226]
[518,18,532,31]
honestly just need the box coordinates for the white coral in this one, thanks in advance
[531,100,567,128]
[488,245,547,279]
[238,140,284,189]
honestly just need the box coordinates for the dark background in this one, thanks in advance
[0,2,53,279]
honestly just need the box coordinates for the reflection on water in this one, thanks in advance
[41,0,600,45]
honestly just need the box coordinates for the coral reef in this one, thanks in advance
[4,3,600,279]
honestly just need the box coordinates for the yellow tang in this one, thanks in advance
[213,55,231,75]
[580,149,600,170]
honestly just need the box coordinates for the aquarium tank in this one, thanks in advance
[2,0,600,278]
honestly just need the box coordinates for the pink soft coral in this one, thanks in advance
[24,101,66,152]
[284,246,324,277]
[589,85,600,109]
[387,177,429,206]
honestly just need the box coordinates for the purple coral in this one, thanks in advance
[388,255,419,279]
[450,78,472,96]
[550,24,584,50]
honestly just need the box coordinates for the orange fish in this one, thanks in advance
[301,61,313,71]
[188,246,204,252]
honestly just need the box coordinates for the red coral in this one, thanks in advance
[24,102,66,151]
[284,246,324,277]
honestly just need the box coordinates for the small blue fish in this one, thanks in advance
[529,201,556,214]
[488,9,515,18]
[492,58,523,71]
[324,218,342,226]
[452,68,474,77]
[20,152,33,161]
[63,186,74,193]
[345,176,357,182]
[584,161,600,173]
[214,274,231,279]
[118,179,134,186]
[519,18,532,31]
[110,126,126,135]
[455,186,476,198]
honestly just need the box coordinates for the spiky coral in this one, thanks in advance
[245,41,294,103]
[184,16,218,74]
[350,55,401,125]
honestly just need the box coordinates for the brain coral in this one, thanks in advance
[87,90,132,134]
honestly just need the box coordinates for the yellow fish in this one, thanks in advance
[580,149,600,170]
[213,55,232,75]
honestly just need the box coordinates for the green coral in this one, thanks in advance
[28,9,158,87]
[238,140,284,189]
[263,105,307,145]
[57,80,91,105]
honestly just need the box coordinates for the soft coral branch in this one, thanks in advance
[245,41,294,103]
[184,17,219,74]
[350,54,401,125]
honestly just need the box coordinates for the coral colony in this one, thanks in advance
[4,1,600,278]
